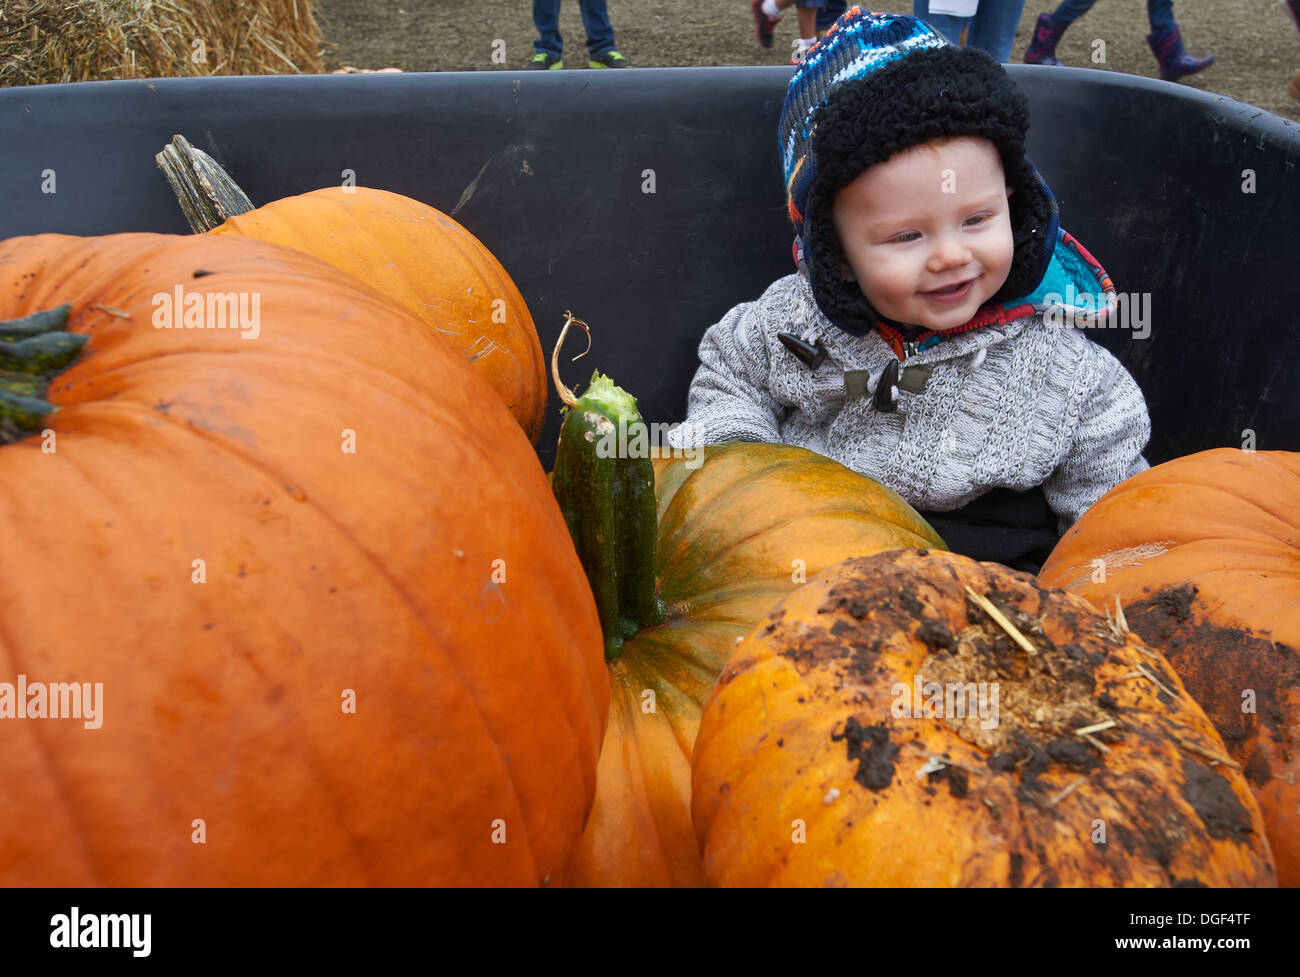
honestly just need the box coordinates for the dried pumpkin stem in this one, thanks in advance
[550,310,591,410]
[550,313,665,660]
[155,134,256,233]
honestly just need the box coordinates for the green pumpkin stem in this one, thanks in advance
[0,332,88,373]
[551,312,666,660]
[0,304,84,445]
[155,134,255,233]
[0,303,70,340]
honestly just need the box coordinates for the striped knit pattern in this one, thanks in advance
[778,10,949,243]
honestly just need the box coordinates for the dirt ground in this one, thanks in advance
[314,0,1300,123]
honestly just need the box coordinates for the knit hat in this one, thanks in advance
[779,8,1059,337]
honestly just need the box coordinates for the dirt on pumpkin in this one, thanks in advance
[737,549,1270,886]
[1124,583,1300,788]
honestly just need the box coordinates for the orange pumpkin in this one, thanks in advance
[549,363,945,887]
[206,186,547,442]
[0,232,604,885]
[1038,447,1300,887]
[692,549,1277,887]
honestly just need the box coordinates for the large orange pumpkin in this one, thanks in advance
[207,187,547,443]
[547,355,946,886]
[691,550,1277,887]
[156,139,546,442]
[1038,447,1300,887]
[0,232,604,885]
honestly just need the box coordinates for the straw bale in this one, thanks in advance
[0,0,326,86]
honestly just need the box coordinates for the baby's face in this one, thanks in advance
[831,136,1015,332]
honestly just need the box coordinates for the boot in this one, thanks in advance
[1023,12,1068,66]
[1147,24,1215,82]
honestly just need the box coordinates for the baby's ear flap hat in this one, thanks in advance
[780,9,1059,336]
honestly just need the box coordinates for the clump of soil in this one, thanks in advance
[1123,583,1299,787]
[923,590,1113,754]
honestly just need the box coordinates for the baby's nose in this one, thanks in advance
[928,235,972,268]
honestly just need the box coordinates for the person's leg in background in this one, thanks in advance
[965,0,1028,63]
[579,0,615,60]
[530,0,564,68]
[1145,0,1175,33]
[912,1,971,46]
[791,0,825,62]
[1023,0,1096,65]
[814,0,848,37]
[532,0,564,57]
[1285,0,1300,101]
[1145,0,1214,81]
[580,0,627,66]
[752,0,795,48]
[1047,0,1096,22]
[752,0,822,60]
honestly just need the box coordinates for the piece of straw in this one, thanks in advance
[1075,719,1118,736]
[1134,661,1178,699]
[964,586,1037,655]
[1048,776,1088,806]
[1175,738,1242,771]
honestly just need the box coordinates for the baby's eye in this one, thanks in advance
[964,213,992,226]
[888,231,920,243]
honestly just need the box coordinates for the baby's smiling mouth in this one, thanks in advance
[922,276,977,297]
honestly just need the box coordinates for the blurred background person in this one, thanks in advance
[913,0,1028,63]
[1285,0,1300,101]
[529,0,630,69]
[753,0,850,64]
[1023,1,1214,81]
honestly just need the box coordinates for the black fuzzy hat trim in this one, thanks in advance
[803,46,1058,337]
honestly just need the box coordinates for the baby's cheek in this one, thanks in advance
[854,277,891,313]
[858,260,911,307]
[995,220,1016,269]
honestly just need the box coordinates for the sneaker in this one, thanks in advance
[589,50,629,68]
[528,52,563,70]
[752,0,781,48]
[790,38,815,66]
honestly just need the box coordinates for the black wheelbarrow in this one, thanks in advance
[2,65,1297,469]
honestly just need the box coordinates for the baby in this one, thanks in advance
[669,9,1150,571]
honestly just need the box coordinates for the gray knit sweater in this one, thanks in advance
[666,271,1150,534]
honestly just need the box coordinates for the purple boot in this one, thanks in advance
[1148,24,1215,82]
[1023,12,1068,66]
